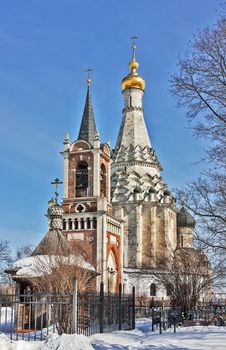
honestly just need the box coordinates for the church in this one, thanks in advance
[59,40,196,298]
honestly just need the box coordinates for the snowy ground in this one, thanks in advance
[0,320,225,350]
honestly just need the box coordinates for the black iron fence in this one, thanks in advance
[135,305,226,333]
[0,283,135,341]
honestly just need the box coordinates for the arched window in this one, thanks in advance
[87,218,91,229]
[80,218,84,230]
[166,284,172,296]
[63,220,66,230]
[150,283,156,296]
[100,164,107,197]
[181,235,184,247]
[76,161,88,197]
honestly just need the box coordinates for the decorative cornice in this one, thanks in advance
[122,106,143,113]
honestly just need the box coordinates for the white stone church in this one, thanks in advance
[59,41,196,299]
[9,41,197,301]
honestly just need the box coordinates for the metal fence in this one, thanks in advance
[135,305,226,333]
[0,283,135,341]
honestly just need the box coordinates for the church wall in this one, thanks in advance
[142,204,154,267]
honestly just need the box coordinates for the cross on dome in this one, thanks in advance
[51,178,63,203]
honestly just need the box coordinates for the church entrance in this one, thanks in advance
[107,250,117,293]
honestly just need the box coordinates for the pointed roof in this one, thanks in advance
[77,84,97,147]
[31,228,70,256]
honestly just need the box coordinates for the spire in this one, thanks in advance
[64,131,70,143]
[78,68,97,146]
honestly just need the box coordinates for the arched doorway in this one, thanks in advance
[107,250,117,293]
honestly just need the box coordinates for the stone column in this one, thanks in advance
[63,153,69,198]
[93,150,100,196]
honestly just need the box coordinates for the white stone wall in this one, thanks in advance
[123,270,167,299]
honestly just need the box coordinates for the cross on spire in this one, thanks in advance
[51,178,63,203]
[131,35,138,58]
[86,66,93,86]
[131,35,138,45]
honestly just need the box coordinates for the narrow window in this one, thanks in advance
[76,161,88,197]
[150,283,156,297]
[80,218,84,230]
[100,164,107,197]
[166,284,172,296]
[93,217,97,229]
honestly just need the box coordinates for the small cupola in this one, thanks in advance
[177,207,196,228]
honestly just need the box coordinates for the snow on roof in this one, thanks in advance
[12,254,95,278]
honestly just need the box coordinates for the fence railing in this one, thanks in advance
[135,305,226,333]
[0,282,135,341]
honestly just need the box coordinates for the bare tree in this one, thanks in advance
[29,240,96,334]
[170,14,226,164]
[151,247,217,312]
[0,240,12,284]
[16,244,34,260]
[170,9,226,261]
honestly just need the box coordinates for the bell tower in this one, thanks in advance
[61,71,123,291]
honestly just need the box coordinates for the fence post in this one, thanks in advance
[132,286,135,329]
[99,281,104,333]
[152,308,154,331]
[72,278,78,334]
[119,283,122,330]
[159,310,162,334]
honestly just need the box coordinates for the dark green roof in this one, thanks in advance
[177,206,196,228]
[77,85,97,146]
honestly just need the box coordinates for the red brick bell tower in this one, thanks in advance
[61,72,122,291]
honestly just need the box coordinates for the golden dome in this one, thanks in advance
[121,42,145,91]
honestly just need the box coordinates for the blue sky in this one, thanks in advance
[0,0,222,255]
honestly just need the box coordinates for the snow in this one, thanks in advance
[0,307,14,332]
[0,320,226,350]
[12,254,95,277]
[0,333,93,350]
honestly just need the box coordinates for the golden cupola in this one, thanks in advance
[121,39,145,92]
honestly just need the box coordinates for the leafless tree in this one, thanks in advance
[0,240,12,284]
[16,244,34,260]
[30,241,96,334]
[170,14,226,164]
[170,9,226,264]
[151,247,218,311]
